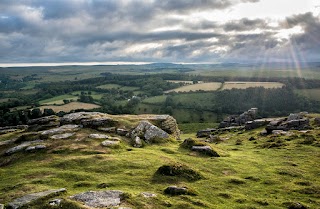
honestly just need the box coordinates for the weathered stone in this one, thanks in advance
[0,138,17,146]
[61,112,107,124]
[266,114,311,134]
[70,190,123,208]
[5,140,43,155]
[41,125,81,136]
[141,192,157,198]
[260,129,268,136]
[25,145,46,152]
[89,134,110,139]
[191,145,220,157]
[314,117,320,125]
[51,133,75,139]
[219,108,258,128]
[287,113,303,121]
[245,119,269,130]
[101,140,120,147]
[164,186,188,195]
[27,116,60,131]
[81,118,117,128]
[7,188,66,209]
[131,121,169,143]
[0,204,4,209]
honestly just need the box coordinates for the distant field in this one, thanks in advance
[40,102,100,112]
[97,84,139,91]
[295,89,320,101]
[165,82,222,93]
[71,91,104,100]
[39,95,78,105]
[0,98,10,103]
[142,95,167,104]
[222,82,284,90]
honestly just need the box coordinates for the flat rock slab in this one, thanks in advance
[7,188,66,209]
[51,133,75,139]
[41,125,81,136]
[70,190,123,208]
[5,140,44,155]
[141,192,157,198]
[191,145,220,157]
[101,140,120,147]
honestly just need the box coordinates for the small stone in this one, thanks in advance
[164,186,188,195]
[191,145,220,157]
[117,128,129,136]
[51,133,75,139]
[141,192,157,198]
[101,140,120,147]
[133,136,142,148]
[5,140,43,155]
[25,145,46,152]
[98,127,116,133]
[49,199,62,206]
[70,190,123,208]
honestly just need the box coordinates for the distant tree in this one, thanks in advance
[43,108,55,116]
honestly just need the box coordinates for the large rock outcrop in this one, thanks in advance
[131,121,169,144]
[219,108,258,128]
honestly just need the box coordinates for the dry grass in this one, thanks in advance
[166,82,222,93]
[40,102,100,112]
[222,82,284,90]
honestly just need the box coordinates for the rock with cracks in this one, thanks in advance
[131,121,169,144]
[70,190,124,208]
[6,188,66,209]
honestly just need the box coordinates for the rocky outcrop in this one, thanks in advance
[51,133,75,139]
[131,121,169,144]
[0,125,28,135]
[27,115,60,131]
[70,190,124,208]
[245,119,270,130]
[5,140,44,155]
[265,113,311,134]
[219,108,258,128]
[6,188,66,209]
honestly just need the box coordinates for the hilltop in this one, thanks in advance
[0,111,319,209]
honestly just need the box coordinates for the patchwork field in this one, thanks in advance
[222,82,284,90]
[40,102,100,112]
[165,82,222,93]
[39,95,79,105]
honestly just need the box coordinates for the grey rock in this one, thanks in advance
[287,113,303,121]
[27,116,60,131]
[61,112,106,124]
[0,203,4,209]
[219,108,258,128]
[260,129,268,136]
[70,190,123,208]
[133,136,142,148]
[89,134,110,139]
[191,145,220,157]
[51,133,75,139]
[131,121,169,143]
[0,138,17,146]
[41,125,81,136]
[196,128,216,138]
[245,119,269,130]
[314,117,320,125]
[5,140,43,155]
[141,192,157,198]
[7,188,66,209]
[101,140,120,147]
[25,145,46,152]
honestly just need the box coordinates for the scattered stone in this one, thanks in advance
[191,145,220,157]
[141,192,157,198]
[51,133,75,140]
[131,121,169,143]
[70,190,123,208]
[25,145,46,152]
[196,128,216,138]
[164,186,190,196]
[41,125,81,136]
[49,199,62,206]
[7,188,66,209]
[89,134,110,139]
[5,140,43,155]
[133,136,142,148]
[101,140,120,147]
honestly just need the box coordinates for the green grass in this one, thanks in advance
[97,84,122,89]
[70,91,104,100]
[1,124,319,208]
[179,123,218,134]
[142,95,167,104]
[39,95,79,105]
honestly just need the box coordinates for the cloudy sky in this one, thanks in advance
[0,0,319,64]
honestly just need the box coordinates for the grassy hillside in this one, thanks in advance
[0,119,319,208]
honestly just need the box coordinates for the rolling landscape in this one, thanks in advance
[0,0,320,209]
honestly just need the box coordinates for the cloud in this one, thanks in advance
[223,18,268,31]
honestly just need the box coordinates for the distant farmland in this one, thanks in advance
[165,82,222,93]
[165,81,284,93]
[221,82,284,90]
[40,102,100,112]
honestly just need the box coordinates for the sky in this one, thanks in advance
[0,0,319,64]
